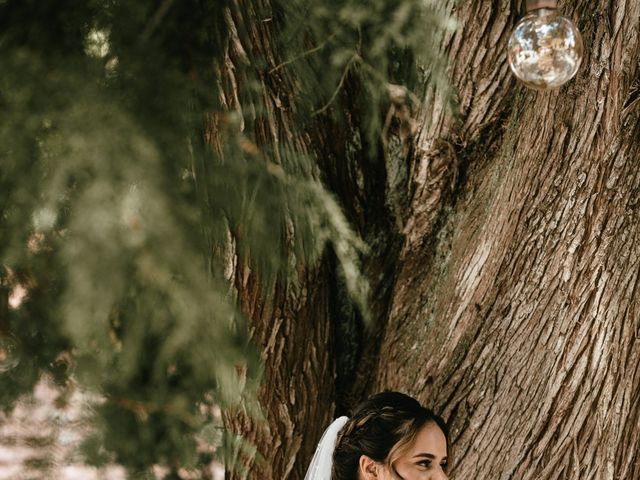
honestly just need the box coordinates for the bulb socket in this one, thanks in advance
[526,0,557,11]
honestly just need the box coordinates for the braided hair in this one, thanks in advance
[331,391,448,480]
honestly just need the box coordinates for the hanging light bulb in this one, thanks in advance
[507,0,584,90]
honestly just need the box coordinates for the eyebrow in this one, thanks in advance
[413,453,448,461]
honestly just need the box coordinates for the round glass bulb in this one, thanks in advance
[507,8,584,90]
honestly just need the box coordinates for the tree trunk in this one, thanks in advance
[376,0,640,478]
[226,0,640,478]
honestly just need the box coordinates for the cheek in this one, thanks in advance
[394,463,446,480]
[393,463,423,480]
[381,465,407,480]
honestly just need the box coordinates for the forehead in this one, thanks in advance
[404,421,447,458]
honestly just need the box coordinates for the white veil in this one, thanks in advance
[304,416,349,480]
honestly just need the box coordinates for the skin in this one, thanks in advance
[359,421,448,480]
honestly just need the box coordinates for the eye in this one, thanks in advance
[440,461,448,473]
[417,460,432,469]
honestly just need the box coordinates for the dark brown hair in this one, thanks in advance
[331,391,448,480]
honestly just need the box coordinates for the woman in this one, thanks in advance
[305,391,449,480]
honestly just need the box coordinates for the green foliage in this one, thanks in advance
[0,1,260,474]
[0,0,453,477]
[273,0,455,147]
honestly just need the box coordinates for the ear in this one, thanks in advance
[358,455,381,480]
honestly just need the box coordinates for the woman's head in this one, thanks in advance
[332,391,448,480]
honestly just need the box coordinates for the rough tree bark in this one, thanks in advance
[375,1,640,478]
[223,0,640,479]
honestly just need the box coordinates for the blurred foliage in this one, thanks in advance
[273,0,455,147]
[0,0,453,477]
